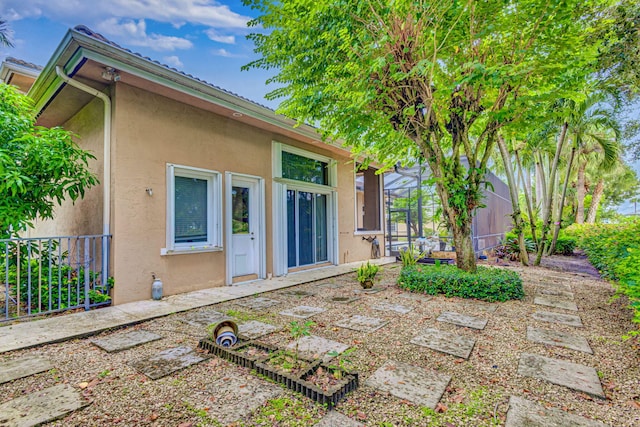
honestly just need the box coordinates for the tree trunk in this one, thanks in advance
[516,151,538,247]
[498,135,529,265]
[535,155,547,213]
[548,146,576,255]
[586,179,604,223]
[535,122,569,266]
[575,161,587,224]
[450,220,476,271]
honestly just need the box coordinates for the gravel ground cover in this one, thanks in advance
[1,255,638,426]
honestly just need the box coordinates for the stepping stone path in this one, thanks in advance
[238,320,279,339]
[90,330,162,353]
[463,301,498,313]
[0,356,53,385]
[0,384,90,427]
[328,295,360,304]
[279,305,326,319]
[178,309,229,327]
[365,360,451,409]
[129,346,207,379]
[532,311,584,327]
[202,374,282,425]
[285,335,350,363]
[316,282,344,289]
[354,287,384,294]
[314,411,364,427]
[235,297,281,310]
[527,326,593,354]
[517,353,604,398]
[538,287,575,299]
[537,281,573,292]
[437,311,488,330]
[281,289,316,297]
[506,395,608,427]
[336,315,388,332]
[534,295,578,311]
[411,328,476,359]
[371,301,413,314]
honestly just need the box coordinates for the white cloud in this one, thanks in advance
[163,55,184,68]
[1,0,251,28]
[95,18,193,51]
[204,29,235,44]
[211,48,243,58]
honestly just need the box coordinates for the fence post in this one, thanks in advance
[84,238,91,311]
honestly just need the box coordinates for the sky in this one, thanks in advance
[0,0,279,107]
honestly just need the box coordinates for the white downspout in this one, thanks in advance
[55,66,112,281]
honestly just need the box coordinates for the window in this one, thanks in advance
[356,166,382,231]
[164,164,222,254]
[282,151,329,185]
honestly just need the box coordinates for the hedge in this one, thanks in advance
[398,265,524,302]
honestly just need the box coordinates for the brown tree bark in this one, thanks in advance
[586,179,604,223]
[575,161,587,224]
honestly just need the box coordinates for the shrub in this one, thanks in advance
[397,265,524,302]
[567,220,640,331]
[502,231,575,256]
[398,245,427,267]
[553,237,576,255]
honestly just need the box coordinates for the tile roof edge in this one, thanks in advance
[4,56,43,71]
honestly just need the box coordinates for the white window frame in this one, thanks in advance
[162,164,222,255]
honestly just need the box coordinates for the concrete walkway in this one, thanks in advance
[0,258,394,354]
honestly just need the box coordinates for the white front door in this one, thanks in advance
[226,174,264,283]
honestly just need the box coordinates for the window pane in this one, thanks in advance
[356,167,381,231]
[175,176,208,243]
[298,191,314,265]
[315,194,327,262]
[287,190,297,268]
[282,151,328,185]
[232,186,250,234]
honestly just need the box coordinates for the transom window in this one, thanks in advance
[282,151,329,185]
[164,164,222,254]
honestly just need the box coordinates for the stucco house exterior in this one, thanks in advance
[10,26,385,305]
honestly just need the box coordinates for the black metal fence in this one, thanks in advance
[1,235,112,322]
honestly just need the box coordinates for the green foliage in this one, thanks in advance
[0,83,98,237]
[398,245,427,267]
[0,241,111,314]
[244,0,606,273]
[566,221,640,329]
[290,320,315,363]
[398,265,524,302]
[356,261,380,284]
[501,231,575,256]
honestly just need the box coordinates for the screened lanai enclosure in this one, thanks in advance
[383,163,512,257]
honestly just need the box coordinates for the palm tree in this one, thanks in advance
[0,19,14,48]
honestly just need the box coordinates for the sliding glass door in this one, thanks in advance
[287,190,328,268]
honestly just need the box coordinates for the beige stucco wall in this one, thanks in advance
[29,97,105,238]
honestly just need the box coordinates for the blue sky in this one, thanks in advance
[0,0,278,107]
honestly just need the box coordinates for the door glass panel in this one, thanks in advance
[287,190,297,268]
[315,194,328,262]
[298,191,314,266]
[232,186,250,234]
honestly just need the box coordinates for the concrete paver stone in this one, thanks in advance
[316,282,344,290]
[517,353,604,398]
[537,288,575,299]
[371,302,413,314]
[281,289,316,297]
[397,292,433,303]
[129,346,208,380]
[286,334,350,363]
[202,373,282,425]
[0,383,90,427]
[353,287,385,294]
[313,411,364,427]
[178,309,229,327]
[532,311,584,327]
[463,302,498,313]
[238,320,280,339]
[235,297,281,310]
[437,311,488,330]
[328,295,360,304]
[527,326,593,354]
[279,305,326,319]
[335,315,388,332]
[536,281,573,292]
[365,360,451,409]
[0,356,53,385]
[534,296,579,311]
[505,395,609,427]
[410,328,476,359]
[90,330,162,353]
